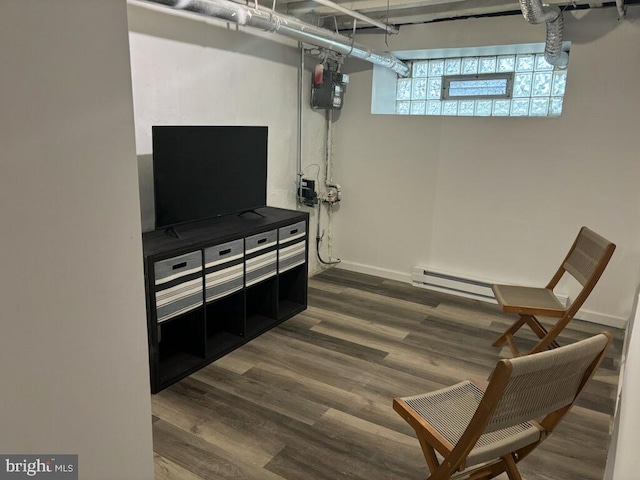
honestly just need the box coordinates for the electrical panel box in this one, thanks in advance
[299,178,317,206]
[311,66,348,110]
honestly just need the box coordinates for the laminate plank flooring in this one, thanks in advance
[152,268,624,479]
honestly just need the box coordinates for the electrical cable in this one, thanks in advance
[297,41,304,204]
[316,104,340,266]
[325,109,332,184]
[347,20,356,57]
[302,163,321,185]
[316,196,341,265]
[327,202,338,262]
[385,0,390,47]
[316,238,341,265]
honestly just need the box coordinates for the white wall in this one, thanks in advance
[605,286,640,479]
[333,7,640,324]
[0,1,153,478]
[128,4,327,272]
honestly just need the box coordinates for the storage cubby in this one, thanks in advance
[205,291,245,358]
[157,309,205,386]
[278,264,307,320]
[143,207,308,393]
[245,277,278,337]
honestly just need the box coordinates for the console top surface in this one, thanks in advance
[142,206,308,259]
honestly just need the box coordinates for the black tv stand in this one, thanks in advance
[164,226,182,239]
[142,206,308,393]
[238,209,266,218]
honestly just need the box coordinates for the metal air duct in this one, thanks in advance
[519,0,569,68]
[137,0,410,76]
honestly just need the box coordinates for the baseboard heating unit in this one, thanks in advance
[411,267,569,306]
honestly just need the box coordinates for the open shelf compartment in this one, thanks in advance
[205,291,245,359]
[245,277,278,337]
[278,264,307,320]
[157,309,205,388]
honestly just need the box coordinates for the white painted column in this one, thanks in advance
[0,1,154,478]
[605,288,640,479]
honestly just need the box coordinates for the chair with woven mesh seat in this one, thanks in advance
[492,226,615,357]
[393,332,611,480]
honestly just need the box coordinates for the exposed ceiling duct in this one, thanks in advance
[304,0,399,34]
[135,0,410,76]
[519,0,569,67]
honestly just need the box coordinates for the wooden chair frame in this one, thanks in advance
[492,226,615,356]
[393,333,611,480]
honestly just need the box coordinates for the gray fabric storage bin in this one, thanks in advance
[204,239,244,302]
[154,251,203,323]
[245,250,277,286]
[278,221,306,245]
[245,229,277,256]
[278,221,306,273]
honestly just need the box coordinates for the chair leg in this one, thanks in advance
[505,334,521,357]
[468,469,502,480]
[523,315,560,349]
[492,317,526,348]
[417,436,440,474]
[464,461,511,480]
[528,316,571,354]
[495,315,563,357]
[502,454,523,480]
[523,315,547,339]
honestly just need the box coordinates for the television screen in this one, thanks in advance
[152,126,268,229]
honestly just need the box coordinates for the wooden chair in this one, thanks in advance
[393,332,611,480]
[492,226,615,357]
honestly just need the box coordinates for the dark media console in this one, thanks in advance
[142,207,309,393]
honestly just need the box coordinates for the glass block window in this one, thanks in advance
[394,51,568,117]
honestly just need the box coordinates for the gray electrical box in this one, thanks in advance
[312,68,348,110]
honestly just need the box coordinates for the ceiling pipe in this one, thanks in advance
[519,0,568,68]
[298,0,399,34]
[134,0,410,76]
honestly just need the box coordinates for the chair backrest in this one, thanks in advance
[563,227,615,286]
[547,227,615,314]
[484,332,611,433]
[393,333,611,478]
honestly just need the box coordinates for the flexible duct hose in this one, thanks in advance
[519,0,569,68]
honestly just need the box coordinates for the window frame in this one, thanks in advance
[442,72,514,100]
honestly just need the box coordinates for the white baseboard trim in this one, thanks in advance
[413,282,498,304]
[332,261,627,329]
[576,310,627,329]
[335,261,412,284]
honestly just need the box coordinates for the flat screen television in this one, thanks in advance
[152,125,268,229]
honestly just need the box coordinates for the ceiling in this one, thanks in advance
[271,0,631,33]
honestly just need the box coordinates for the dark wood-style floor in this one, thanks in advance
[152,268,623,480]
